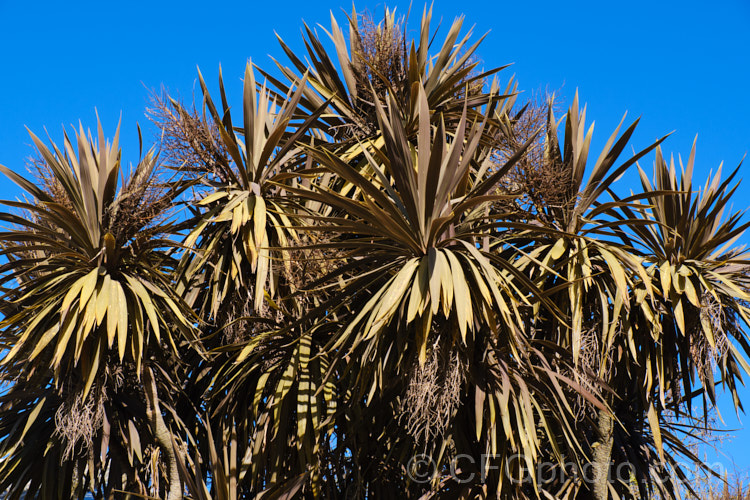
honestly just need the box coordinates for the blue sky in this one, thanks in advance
[1,0,749,476]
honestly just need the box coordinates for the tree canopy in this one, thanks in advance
[0,5,749,500]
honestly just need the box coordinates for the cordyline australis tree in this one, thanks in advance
[0,5,748,500]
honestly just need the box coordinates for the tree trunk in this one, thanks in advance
[591,409,614,500]
[144,367,182,500]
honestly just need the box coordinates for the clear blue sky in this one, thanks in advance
[1,0,749,476]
